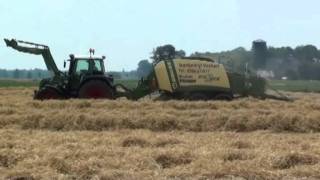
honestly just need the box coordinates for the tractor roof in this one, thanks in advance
[69,54,106,60]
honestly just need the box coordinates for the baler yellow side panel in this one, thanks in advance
[154,61,173,92]
[173,59,230,89]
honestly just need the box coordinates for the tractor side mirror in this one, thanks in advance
[63,61,66,68]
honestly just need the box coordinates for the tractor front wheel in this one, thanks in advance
[78,80,114,99]
[34,87,65,100]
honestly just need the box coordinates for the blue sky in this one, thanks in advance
[1,0,320,71]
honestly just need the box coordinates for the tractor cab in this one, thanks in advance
[66,49,109,92]
[67,54,106,76]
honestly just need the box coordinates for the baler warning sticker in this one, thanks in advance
[175,61,225,86]
[179,75,196,83]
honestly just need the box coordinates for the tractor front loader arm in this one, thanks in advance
[4,39,61,77]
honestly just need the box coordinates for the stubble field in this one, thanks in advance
[0,88,320,179]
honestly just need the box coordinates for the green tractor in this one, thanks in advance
[4,39,115,100]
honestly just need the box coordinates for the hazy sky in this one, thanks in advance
[1,0,320,71]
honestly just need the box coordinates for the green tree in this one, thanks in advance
[137,60,153,78]
[294,45,319,62]
[151,44,188,64]
[151,44,176,64]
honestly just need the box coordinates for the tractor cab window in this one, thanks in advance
[75,60,89,74]
[73,58,104,75]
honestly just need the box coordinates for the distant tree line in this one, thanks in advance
[192,40,320,80]
[0,69,50,80]
[0,68,145,80]
[108,70,139,80]
[116,42,320,80]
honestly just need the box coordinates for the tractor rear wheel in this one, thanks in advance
[78,80,114,99]
[34,87,65,100]
[214,93,233,101]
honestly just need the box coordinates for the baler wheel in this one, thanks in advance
[189,93,208,101]
[78,80,114,99]
[214,93,233,101]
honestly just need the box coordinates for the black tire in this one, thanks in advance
[214,93,233,101]
[34,87,65,100]
[156,93,172,101]
[78,80,114,99]
[189,93,208,101]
